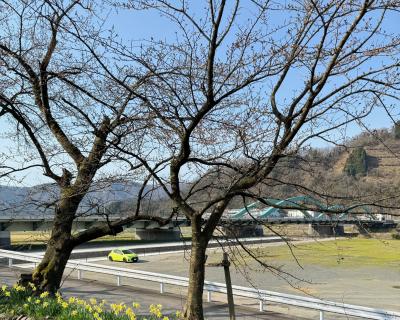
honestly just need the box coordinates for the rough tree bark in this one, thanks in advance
[32,211,74,291]
[31,183,85,291]
[184,217,208,320]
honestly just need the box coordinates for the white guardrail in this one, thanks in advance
[0,249,399,320]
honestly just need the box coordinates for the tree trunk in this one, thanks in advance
[31,234,73,293]
[29,196,79,294]
[184,218,208,320]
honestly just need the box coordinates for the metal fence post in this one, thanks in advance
[77,269,82,280]
[117,275,121,286]
[160,282,164,293]
[207,291,212,302]
[259,300,264,312]
[319,311,324,320]
[8,258,12,268]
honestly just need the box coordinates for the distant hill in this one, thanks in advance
[2,127,400,218]
[265,127,400,211]
[184,126,400,212]
[0,181,167,218]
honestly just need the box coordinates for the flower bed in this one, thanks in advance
[0,283,183,320]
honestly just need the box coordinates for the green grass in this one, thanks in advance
[205,238,400,268]
[250,238,400,268]
[10,230,192,251]
[11,230,139,245]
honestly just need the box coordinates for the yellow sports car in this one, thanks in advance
[108,249,139,263]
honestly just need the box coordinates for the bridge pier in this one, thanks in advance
[220,225,264,238]
[356,222,397,236]
[0,231,11,248]
[308,224,344,237]
[134,228,181,241]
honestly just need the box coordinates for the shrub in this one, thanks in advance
[343,147,368,177]
[0,283,183,320]
[392,233,400,240]
[394,121,400,140]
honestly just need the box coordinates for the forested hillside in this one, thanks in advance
[259,126,400,211]
[179,125,400,212]
[2,127,399,216]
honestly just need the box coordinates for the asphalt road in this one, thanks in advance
[3,237,399,319]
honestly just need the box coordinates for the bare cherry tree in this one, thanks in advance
[0,0,166,292]
[115,0,400,319]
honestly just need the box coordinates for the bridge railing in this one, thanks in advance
[0,249,399,320]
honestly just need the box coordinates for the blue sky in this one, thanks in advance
[105,2,399,141]
[0,1,399,186]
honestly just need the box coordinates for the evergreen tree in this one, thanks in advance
[394,121,400,139]
[344,147,368,176]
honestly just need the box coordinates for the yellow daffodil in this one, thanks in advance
[42,301,49,308]
[89,298,97,305]
[71,310,78,316]
[68,297,76,304]
[132,302,140,309]
[111,303,124,315]
[1,285,7,292]
[23,303,29,308]
[126,308,137,320]
[93,305,103,313]
[61,301,68,308]
[28,282,37,291]
[40,291,49,298]
[85,304,93,313]
[13,284,25,292]
[93,312,102,320]
[126,307,134,315]
[77,299,86,305]
[149,303,163,318]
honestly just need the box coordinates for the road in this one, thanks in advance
[21,236,284,260]
[4,237,398,319]
[4,236,385,319]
